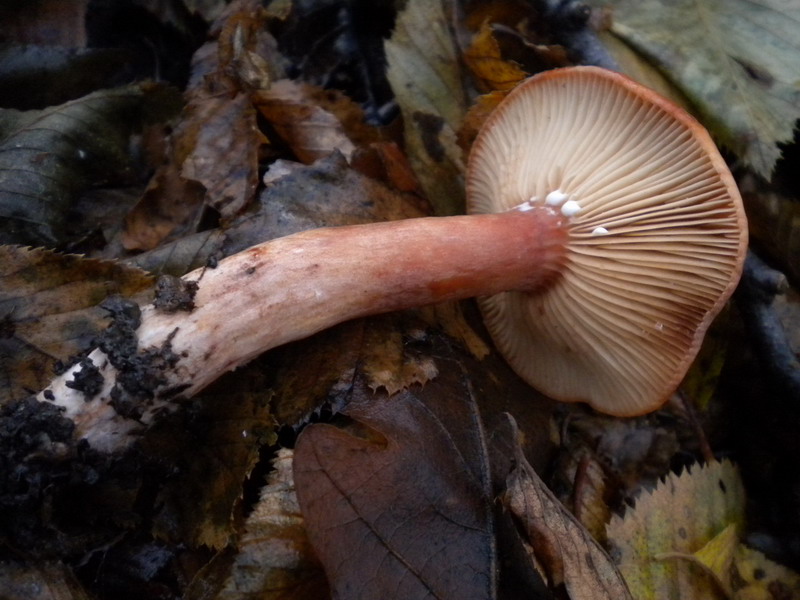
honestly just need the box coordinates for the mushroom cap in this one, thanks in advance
[466,66,747,416]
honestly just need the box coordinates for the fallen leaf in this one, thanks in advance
[254,79,357,163]
[739,172,800,285]
[500,415,632,599]
[214,448,329,600]
[385,0,468,215]
[592,0,800,178]
[0,85,160,246]
[0,246,153,404]
[731,544,800,599]
[180,92,264,215]
[360,319,439,395]
[463,21,528,92]
[606,460,746,599]
[293,371,497,599]
[0,561,91,600]
[144,366,276,549]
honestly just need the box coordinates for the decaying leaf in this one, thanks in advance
[501,415,632,600]
[144,367,276,549]
[0,561,91,600]
[593,0,800,178]
[180,92,264,216]
[215,448,328,600]
[294,372,496,599]
[122,27,269,251]
[385,0,468,215]
[359,320,439,395]
[739,172,800,285]
[0,84,161,246]
[0,246,153,404]
[606,460,746,599]
[254,79,357,163]
[463,21,528,92]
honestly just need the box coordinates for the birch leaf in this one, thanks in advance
[385,0,467,215]
[606,460,746,600]
[594,0,800,178]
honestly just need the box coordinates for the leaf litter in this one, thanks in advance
[1,0,799,598]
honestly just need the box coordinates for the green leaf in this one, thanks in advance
[593,0,800,179]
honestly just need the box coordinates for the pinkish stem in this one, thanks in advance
[40,208,567,451]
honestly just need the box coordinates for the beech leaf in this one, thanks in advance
[594,0,800,178]
[293,375,496,599]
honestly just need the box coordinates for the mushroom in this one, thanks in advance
[40,66,746,450]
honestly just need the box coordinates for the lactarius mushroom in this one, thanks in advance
[42,67,746,448]
[468,66,747,414]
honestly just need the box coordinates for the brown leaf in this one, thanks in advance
[501,415,632,600]
[181,93,264,215]
[0,246,153,404]
[350,141,423,195]
[120,161,207,252]
[144,364,276,549]
[253,79,357,163]
[0,561,91,600]
[0,85,163,247]
[293,366,497,599]
[214,448,329,600]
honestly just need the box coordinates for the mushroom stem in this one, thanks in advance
[40,208,567,450]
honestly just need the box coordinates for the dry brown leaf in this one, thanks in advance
[350,141,423,195]
[121,161,207,251]
[216,448,328,600]
[571,454,613,544]
[180,93,264,214]
[121,2,275,251]
[254,79,357,164]
[501,415,632,599]
[360,318,439,395]
[463,21,528,92]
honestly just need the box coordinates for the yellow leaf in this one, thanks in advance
[463,21,528,91]
[606,460,745,599]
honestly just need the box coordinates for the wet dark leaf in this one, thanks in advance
[294,367,498,600]
[0,246,153,404]
[0,84,176,247]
